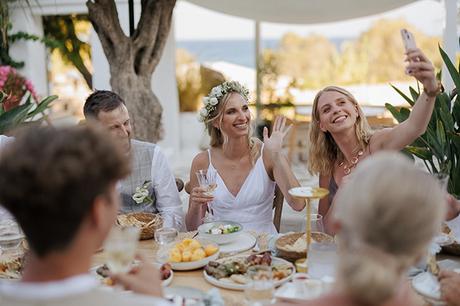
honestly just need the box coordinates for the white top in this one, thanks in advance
[207,147,277,234]
[150,146,184,230]
[0,273,171,305]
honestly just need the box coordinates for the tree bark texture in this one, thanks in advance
[86,0,176,142]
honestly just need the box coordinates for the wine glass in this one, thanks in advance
[104,226,140,274]
[300,214,325,234]
[244,265,274,305]
[196,169,217,222]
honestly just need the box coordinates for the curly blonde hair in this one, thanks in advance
[308,86,373,176]
[204,88,260,164]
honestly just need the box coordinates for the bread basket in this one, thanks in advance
[275,232,334,262]
[117,212,163,240]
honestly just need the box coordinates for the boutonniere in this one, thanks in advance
[132,180,153,205]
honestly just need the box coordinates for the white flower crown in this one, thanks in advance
[198,81,250,122]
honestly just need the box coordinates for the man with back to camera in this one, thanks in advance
[0,124,170,305]
[83,90,184,230]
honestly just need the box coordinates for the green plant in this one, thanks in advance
[0,91,57,134]
[385,46,460,197]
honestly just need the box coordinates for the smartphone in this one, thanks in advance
[401,28,417,51]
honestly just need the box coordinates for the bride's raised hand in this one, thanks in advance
[405,48,438,96]
[263,115,292,155]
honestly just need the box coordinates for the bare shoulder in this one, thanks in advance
[319,173,331,187]
[191,151,209,170]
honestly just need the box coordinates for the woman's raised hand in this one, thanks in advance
[405,48,438,95]
[263,116,292,155]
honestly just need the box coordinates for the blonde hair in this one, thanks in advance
[204,91,260,164]
[333,152,445,305]
[308,86,373,176]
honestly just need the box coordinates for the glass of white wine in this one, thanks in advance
[244,265,274,305]
[104,226,140,274]
[196,169,217,222]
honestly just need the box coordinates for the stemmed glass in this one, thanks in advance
[104,226,140,274]
[196,169,217,223]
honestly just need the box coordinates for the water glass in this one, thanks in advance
[307,241,337,280]
[154,227,178,264]
[301,214,325,234]
[104,226,140,274]
[244,265,274,305]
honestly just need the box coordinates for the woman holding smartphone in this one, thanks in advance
[308,42,440,235]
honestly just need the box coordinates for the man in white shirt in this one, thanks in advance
[0,125,170,306]
[83,90,184,230]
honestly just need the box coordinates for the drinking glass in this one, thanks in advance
[244,265,274,306]
[104,226,140,274]
[154,227,178,264]
[301,214,325,234]
[196,169,218,222]
[307,241,337,280]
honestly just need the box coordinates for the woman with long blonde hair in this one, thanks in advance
[277,152,446,306]
[185,81,305,233]
[308,48,440,234]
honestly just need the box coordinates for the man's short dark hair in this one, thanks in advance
[83,90,126,119]
[0,124,130,257]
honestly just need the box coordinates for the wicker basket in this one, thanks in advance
[117,212,163,240]
[275,232,334,262]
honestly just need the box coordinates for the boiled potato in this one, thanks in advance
[188,239,202,251]
[204,245,218,257]
[169,248,182,263]
[182,250,192,262]
[191,248,206,261]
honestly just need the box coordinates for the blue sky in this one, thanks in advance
[174,0,445,40]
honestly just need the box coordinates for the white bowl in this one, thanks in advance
[158,238,220,271]
[197,221,243,245]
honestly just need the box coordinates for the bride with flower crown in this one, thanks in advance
[185,81,305,234]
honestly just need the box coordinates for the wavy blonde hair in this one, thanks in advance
[204,91,260,164]
[308,86,373,176]
[333,152,445,305]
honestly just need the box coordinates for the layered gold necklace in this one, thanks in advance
[339,149,364,175]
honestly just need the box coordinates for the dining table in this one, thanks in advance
[91,231,460,306]
[92,231,271,306]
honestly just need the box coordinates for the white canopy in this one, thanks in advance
[185,0,418,24]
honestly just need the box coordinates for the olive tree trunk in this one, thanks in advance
[86,0,175,141]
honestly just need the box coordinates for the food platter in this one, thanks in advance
[412,272,446,305]
[203,253,295,290]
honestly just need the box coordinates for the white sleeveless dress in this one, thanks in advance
[206,146,277,234]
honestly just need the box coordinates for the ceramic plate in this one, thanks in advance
[203,256,294,290]
[90,263,173,287]
[288,187,329,199]
[164,286,205,305]
[158,238,220,271]
[412,272,445,304]
[218,232,256,254]
[434,233,456,246]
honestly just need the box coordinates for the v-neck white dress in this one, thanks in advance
[206,147,277,234]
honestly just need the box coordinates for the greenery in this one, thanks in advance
[385,46,460,197]
[0,92,57,134]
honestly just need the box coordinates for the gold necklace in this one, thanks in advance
[339,149,364,175]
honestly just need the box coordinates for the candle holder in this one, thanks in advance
[288,186,329,273]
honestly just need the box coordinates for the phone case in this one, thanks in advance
[401,29,417,51]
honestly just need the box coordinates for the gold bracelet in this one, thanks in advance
[423,82,442,98]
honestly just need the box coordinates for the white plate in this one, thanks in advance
[203,256,295,290]
[158,238,220,271]
[90,263,173,287]
[412,272,445,304]
[218,232,256,254]
[164,286,205,305]
[275,280,323,303]
[434,233,456,246]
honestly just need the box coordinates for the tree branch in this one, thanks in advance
[86,0,127,61]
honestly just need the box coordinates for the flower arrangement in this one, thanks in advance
[132,180,153,205]
[198,81,250,122]
[0,66,39,112]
